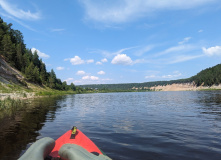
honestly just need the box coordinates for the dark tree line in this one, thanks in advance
[80,64,221,90]
[0,17,78,91]
[190,64,221,86]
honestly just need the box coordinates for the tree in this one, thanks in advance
[48,69,56,89]
[33,50,40,68]
[0,17,86,91]
[39,60,47,84]
[33,66,41,83]
[1,34,16,65]
[62,81,68,90]
[25,62,35,81]
[70,83,76,91]
[15,43,23,70]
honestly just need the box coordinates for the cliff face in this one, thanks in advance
[0,55,24,84]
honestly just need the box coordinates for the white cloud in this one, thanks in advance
[162,71,182,79]
[82,76,90,80]
[178,37,191,45]
[86,59,94,63]
[111,54,133,65]
[76,70,86,75]
[70,56,85,65]
[82,76,99,80]
[31,48,50,59]
[64,78,74,84]
[97,71,105,75]
[56,67,64,70]
[134,45,153,56]
[133,59,148,64]
[0,0,41,20]
[91,47,136,58]
[91,76,99,80]
[0,12,37,31]
[154,44,196,57]
[101,58,108,63]
[96,61,102,65]
[66,57,95,65]
[64,58,70,61]
[203,46,221,56]
[198,29,203,33]
[80,0,216,23]
[168,54,204,64]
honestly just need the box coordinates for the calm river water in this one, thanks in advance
[0,91,221,160]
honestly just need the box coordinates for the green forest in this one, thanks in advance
[0,17,80,92]
[80,63,221,91]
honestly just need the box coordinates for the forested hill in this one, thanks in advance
[79,63,221,91]
[190,63,221,86]
[0,17,76,91]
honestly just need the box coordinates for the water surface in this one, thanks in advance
[0,91,221,160]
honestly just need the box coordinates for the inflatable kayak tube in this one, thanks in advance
[19,126,111,160]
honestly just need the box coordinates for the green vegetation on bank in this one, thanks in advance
[0,17,79,92]
[80,63,221,91]
[0,97,24,119]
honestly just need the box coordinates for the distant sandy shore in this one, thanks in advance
[149,83,221,91]
[132,83,221,91]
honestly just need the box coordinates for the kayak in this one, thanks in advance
[19,126,111,160]
[49,126,104,158]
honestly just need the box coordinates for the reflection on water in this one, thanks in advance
[0,96,64,160]
[0,91,221,160]
[195,91,221,120]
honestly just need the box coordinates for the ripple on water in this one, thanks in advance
[1,92,221,160]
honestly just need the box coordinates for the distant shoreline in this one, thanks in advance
[1,83,221,101]
[133,83,221,92]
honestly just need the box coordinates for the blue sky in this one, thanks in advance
[0,0,221,85]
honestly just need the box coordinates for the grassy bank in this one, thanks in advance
[0,81,80,119]
[0,81,83,99]
[0,82,32,93]
[36,90,78,96]
[0,97,25,119]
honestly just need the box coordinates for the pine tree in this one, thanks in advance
[2,34,16,65]
[39,60,47,84]
[33,51,40,68]
[33,66,41,83]
[25,62,35,81]
[48,69,56,88]
[15,43,23,70]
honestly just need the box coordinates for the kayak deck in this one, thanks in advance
[49,129,103,158]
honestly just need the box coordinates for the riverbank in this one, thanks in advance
[0,81,79,100]
[148,83,221,91]
[0,81,78,119]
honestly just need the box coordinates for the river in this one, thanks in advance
[0,91,221,160]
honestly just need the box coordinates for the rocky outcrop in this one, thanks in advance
[0,55,24,84]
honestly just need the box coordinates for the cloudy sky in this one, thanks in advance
[0,0,221,85]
